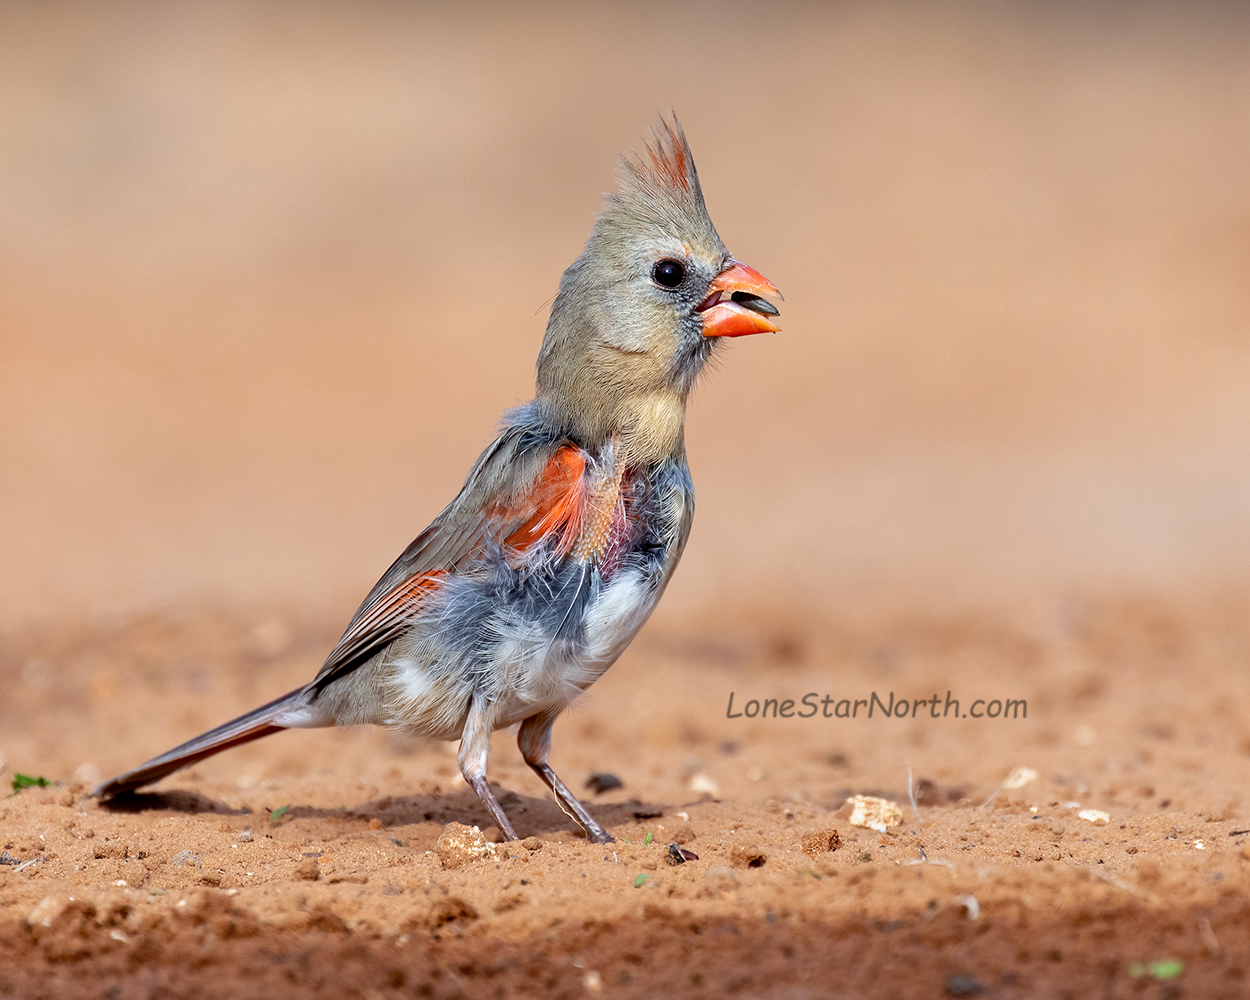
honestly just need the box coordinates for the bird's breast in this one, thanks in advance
[378,455,692,736]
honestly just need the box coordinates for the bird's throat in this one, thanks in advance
[536,388,687,467]
[617,392,687,465]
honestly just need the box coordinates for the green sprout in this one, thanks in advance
[11,774,52,793]
[1129,960,1183,981]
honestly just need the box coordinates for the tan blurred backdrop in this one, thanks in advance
[2,1,1249,628]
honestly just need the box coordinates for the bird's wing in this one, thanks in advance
[309,425,589,692]
[94,427,590,800]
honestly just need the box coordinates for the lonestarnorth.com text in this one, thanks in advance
[725,691,1027,720]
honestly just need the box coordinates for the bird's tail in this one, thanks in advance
[93,687,309,800]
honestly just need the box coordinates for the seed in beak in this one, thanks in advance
[730,292,780,317]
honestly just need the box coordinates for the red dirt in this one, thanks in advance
[3,4,1250,998]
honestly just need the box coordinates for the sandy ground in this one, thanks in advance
[3,2,1250,997]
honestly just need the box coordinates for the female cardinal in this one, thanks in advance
[95,116,781,844]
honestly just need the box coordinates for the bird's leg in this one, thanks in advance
[517,710,615,844]
[457,695,518,842]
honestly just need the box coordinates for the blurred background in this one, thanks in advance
[3,0,1249,630]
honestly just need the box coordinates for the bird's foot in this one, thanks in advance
[584,824,616,845]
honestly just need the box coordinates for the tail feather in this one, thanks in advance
[94,687,307,800]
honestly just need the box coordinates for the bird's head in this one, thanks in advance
[535,115,780,463]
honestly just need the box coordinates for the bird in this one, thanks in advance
[94,115,781,844]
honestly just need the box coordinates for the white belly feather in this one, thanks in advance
[379,566,659,740]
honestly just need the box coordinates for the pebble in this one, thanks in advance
[802,829,841,856]
[294,859,320,881]
[846,795,903,833]
[435,823,494,869]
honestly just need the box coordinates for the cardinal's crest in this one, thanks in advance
[603,113,722,253]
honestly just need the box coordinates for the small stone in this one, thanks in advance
[435,823,494,869]
[237,829,253,843]
[1078,809,1110,826]
[294,859,320,881]
[802,829,841,856]
[521,836,543,852]
[689,773,720,797]
[845,795,903,833]
[368,818,384,830]
[169,850,201,868]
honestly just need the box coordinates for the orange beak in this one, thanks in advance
[696,260,782,338]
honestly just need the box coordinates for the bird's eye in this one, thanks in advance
[651,259,686,288]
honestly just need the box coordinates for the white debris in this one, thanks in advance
[1078,809,1110,826]
[435,823,494,869]
[1003,766,1039,790]
[980,765,1042,808]
[845,795,903,833]
[689,773,721,797]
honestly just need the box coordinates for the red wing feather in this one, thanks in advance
[498,445,587,558]
[311,439,591,689]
